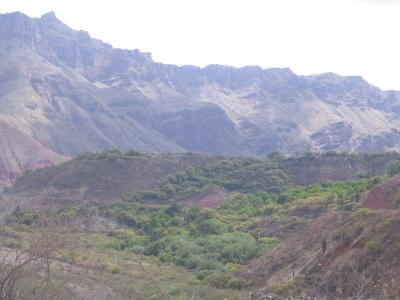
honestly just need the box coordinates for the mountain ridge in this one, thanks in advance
[1,11,400,183]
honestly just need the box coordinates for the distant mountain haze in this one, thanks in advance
[1,11,400,184]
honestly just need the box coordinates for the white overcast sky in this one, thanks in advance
[1,0,400,90]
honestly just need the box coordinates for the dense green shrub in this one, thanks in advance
[143,232,256,274]
[389,161,400,175]
[186,207,201,222]
[205,272,232,288]
[196,232,257,264]
[123,157,289,203]
[227,277,247,289]
[195,219,226,236]
[145,235,187,256]
[219,192,275,216]
[279,177,384,204]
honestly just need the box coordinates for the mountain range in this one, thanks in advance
[1,11,400,185]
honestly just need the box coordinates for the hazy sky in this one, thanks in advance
[1,0,400,90]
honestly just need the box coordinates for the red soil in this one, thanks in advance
[31,159,55,170]
[320,244,350,268]
[363,175,400,210]
[364,186,387,210]
[181,188,227,209]
[0,118,68,184]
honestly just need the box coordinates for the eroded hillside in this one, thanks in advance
[5,151,213,208]
[4,151,400,210]
[0,116,67,188]
[2,152,400,299]
[1,11,400,186]
[248,176,400,299]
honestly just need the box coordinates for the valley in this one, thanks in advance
[1,8,400,300]
[1,151,400,299]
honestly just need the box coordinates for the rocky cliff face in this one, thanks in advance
[0,116,67,187]
[1,11,400,183]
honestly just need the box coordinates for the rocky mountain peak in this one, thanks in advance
[1,10,400,188]
[40,11,58,21]
[0,11,39,38]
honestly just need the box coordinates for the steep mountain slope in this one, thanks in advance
[247,176,400,299]
[0,12,183,156]
[1,11,400,183]
[0,115,67,188]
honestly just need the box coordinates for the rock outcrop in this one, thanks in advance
[1,11,400,183]
[0,116,67,187]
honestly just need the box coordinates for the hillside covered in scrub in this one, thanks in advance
[5,150,400,208]
[248,175,400,299]
[2,151,400,299]
[5,150,214,207]
[2,3,400,299]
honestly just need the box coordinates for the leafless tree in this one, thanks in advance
[0,217,76,300]
[321,256,390,299]
[137,254,170,300]
[136,254,199,300]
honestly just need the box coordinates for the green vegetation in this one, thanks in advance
[389,160,400,175]
[78,149,146,160]
[102,202,259,285]
[122,158,288,203]
[3,150,399,299]
[94,174,387,290]
[279,177,384,204]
